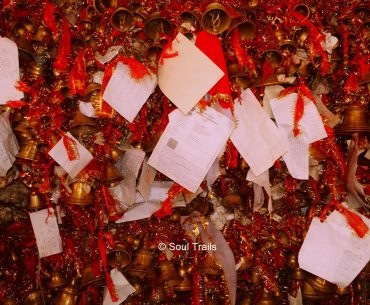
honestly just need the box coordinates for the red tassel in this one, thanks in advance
[69,49,87,96]
[42,1,58,36]
[293,92,304,136]
[123,57,150,79]
[62,135,79,161]
[53,18,71,72]
[154,183,188,218]
[262,60,275,85]
[225,140,238,168]
[231,28,255,72]
[99,184,122,222]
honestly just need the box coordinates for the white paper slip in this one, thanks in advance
[29,209,63,258]
[103,268,136,304]
[148,107,234,193]
[298,210,370,287]
[263,85,284,118]
[115,201,161,223]
[137,157,157,201]
[247,169,272,212]
[231,89,287,176]
[0,37,24,104]
[95,46,122,64]
[79,101,97,118]
[103,62,157,122]
[0,110,19,176]
[158,33,224,114]
[48,132,94,179]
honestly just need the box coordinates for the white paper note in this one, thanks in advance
[79,101,97,118]
[263,85,284,118]
[158,33,224,114]
[0,37,24,104]
[137,157,157,201]
[115,201,161,223]
[313,94,340,128]
[29,209,63,258]
[270,93,327,179]
[247,169,272,212]
[48,132,94,179]
[231,89,287,176]
[103,62,157,122]
[95,46,122,64]
[148,107,234,192]
[103,268,135,304]
[0,111,19,176]
[298,210,370,287]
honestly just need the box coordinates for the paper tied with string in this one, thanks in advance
[0,37,24,105]
[103,268,136,305]
[48,132,94,179]
[0,110,19,176]
[158,33,224,114]
[270,93,327,179]
[298,210,370,287]
[30,208,63,258]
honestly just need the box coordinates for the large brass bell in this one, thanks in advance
[67,182,94,206]
[256,290,278,305]
[226,20,256,41]
[179,11,200,35]
[127,248,156,279]
[107,243,131,269]
[336,104,370,135]
[45,270,68,288]
[28,192,47,210]
[201,3,231,35]
[24,291,44,305]
[144,12,173,40]
[105,163,123,187]
[174,259,192,291]
[80,264,105,287]
[111,8,135,32]
[306,274,336,294]
[15,140,39,164]
[302,280,327,301]
[53,279,79,305]
[158,259,182,287]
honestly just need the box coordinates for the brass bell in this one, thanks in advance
[105,163,123,187]
[16,140,39,164]
[228,64,250,91]
[67,182,94,206]
[147,43,163,62]
[226,20,256,41]
[28,192,47,210]
[53,279,79,305]
[84,82,103,115]
[293,27,309,46]
[0,166,16,189]
[201,3,232,35]
[45,270,68,288]
[24,291,43,305]
[306,274,336,294]
[86,5,97,17]
[110,146,124,162]
[261,50,283,69]
[279,40,297,52]
[158,259,182,287]
[127,248,156,279]
[336,285,350,295]
[32,26,52,44]
[94,0,117,14]
[70,109,96,130]
[302,280,327,301]
[198,254,223,275]
[174,259,192,291]
[80,264,105,287]
[286,253,299,269]
[132,6,149,24]
[256,290,278,305]
[336,103,370,135]
[107,243,131,269]
[179,11,200,34]
[111,8,135,32]
[240,296,253,305]
[144,12,173,40]
[250,267,261,284]
[237,254,254,271]
[294,4,311,18]
[3,298,18,305]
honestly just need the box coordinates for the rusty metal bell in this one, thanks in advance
[201,3,232,35]
[111,8,135,32]
[336,104,370,135]
[158,259,182,287]
[67,182,94,206]
[53,279,79,305]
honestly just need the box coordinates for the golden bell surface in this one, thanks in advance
[179,11,200,32]
[128,248,156,279]
[174,260,192,292]
[294,4,311,18]
[3,298,18,305]
[158,260,182,287]
[144,12,173,40]
[25,291,43,305]
[293,27,309,46]
[111,8,135,32]
[105,163,123,187]
[302,280,327,301]
[0,166,16,189]
[286,253,299,268]
[201,3,231,35]
[199,255,223,275]
[16,140,39,163]
[67,182,94,206]
[306,274,336,294]
[261,50,283,69]
[336,104,370,135]
[336,285,350,295]
[147,43,163,62]
[292,268,306,280]
[53,280,79,305]
[237,255,254,271]
[256,291,278,305]
[226,20,256,41]
[45,270,68,288]
[28,192,47,210]
[110,146,124,162]
[107,243,131,269]
[70,109,96,129]
[80,265,105,287]
[32,26,52,44]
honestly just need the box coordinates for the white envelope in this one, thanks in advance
[48,132,94,179]
[158,33,224,114]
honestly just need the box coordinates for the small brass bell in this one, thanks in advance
[256,290,278,305]
[45,270,68,288]
[260,50,283,69]
[226,20,256,41]
[174,259,192,292]
[127,248,156,279]
[294,4,311,18]
[335,285,350,295]
[70,109,96,130]
[250,267,261,284]
[3,298,18,305]
[67,182,94,206]
[147,44,163,62]
[293,27,309,47]
[84,82,103,114]
[179,11,200,34]
[302,280,327,301]
[110,146,124,162]
[105,163,123,187]
[144,12,173,40]
[111,8,135,32]
[15,140,39,164]
[53,279,79,305]
[158,259,182,287]
[86,5,97,17]
[201,3,232,35]
[336,104,370,135]
[228,64,250,91]
[80,264,105,287]
[0,166,16,189]
[237,254,254,271]
[24,291,43,305]
[198,255,223,275]
[286,253,299,269]
[306,274,336,294]
[107,243,131,269]
[28,192,47,210]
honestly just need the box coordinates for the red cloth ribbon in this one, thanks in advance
[42,1,58,36]
[154,183,189,218]
[53,18,71,72]
[231,28,256,73]
[62,135,80,161]
[69,48,88,97]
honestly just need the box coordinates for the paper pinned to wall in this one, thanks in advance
[298,210,370,287]
[148,107,234,193]
[30,209,63,258]
[0,37,24,104]
[158,33,224,114]
[103,62,157,122]
[231,89,287,176]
